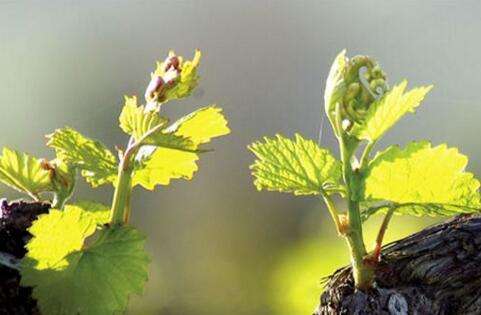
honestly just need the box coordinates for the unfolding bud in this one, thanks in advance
[145,50,201,104]
[144,76,165,103]
[41,159,76,208]
[324,50,389,134]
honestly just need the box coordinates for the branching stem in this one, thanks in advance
[373,207,395,262]
[359,141,376,170]
[321,194,342,235]
[109,121,167,225]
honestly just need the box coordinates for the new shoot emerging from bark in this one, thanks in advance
[248,50,480,291]
[0,50,230,315]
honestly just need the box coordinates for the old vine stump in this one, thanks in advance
[0,200,50,315]
[315,214,481,315]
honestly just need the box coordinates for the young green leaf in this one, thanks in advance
[119,95,168,141]
[71,200,111,225]
[118,95,200,152]
[140,133,197,152]
[132,106,230,190]
[167,106,231,145]
[22,202,109,269]
[47,127,118,187]
[361,202,479,221]
[351,81,432,141]
[132,148,199,190]
[0,147,53,198]
[363,141,481,218]
[249,134,342,195]
[21,202,149,315]
[324,50,347,136]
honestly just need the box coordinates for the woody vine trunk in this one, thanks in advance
[315,214,481,315]
[0,200,50,314]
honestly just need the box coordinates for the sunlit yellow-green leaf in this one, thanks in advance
[119,95,200,152]
[132,148,199,190]
[168,106,230,145]
[351,81,432,141]
[363,141,481,217]
[47,127,118,187]
[0,148,53,196]
[249,134,342,195]
[132,106,229,190]
[21,203,149,315]
[23,202,109,270]
[119,95,168,141]
[141,132,197,152]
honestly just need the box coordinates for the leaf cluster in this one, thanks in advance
[250,50,480,222]
[0,50,230,314]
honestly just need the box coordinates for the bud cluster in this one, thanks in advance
[341,55,388,124]
[324,50,389,134]
[144,50,201,105]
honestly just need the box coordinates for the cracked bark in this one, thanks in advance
[315,214,481,315]
[0,200,50,315]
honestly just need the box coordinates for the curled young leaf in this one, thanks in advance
[324,50,388,135]
[249,134,343,196]
[324,50,347,136]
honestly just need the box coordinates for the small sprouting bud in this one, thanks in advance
[345,82,361,101]
[338,214,350,235]
[145,50,202,104]
[41,159,76,208]
[144,76,165,103]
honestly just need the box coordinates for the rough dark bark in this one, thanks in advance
[315,214,481,315]
[0,199,50,315]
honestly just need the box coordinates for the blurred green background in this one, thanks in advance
[1,1,480,314]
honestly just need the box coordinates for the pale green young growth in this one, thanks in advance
[0,148,75,207]
[249,50,481,291]
[0,49,230,315]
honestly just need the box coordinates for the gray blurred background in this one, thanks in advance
[1,1,480,314]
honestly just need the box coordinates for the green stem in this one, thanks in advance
[52,178,76,210]
[359,140,376,170]
[345,196,373,290]
[52,191,70,209]
[321,194,342,235]
[123,189,132,223]
[109,155,134,225]
[342,147,372,289]
[334,103,373,290]
[109,122,165,225]
[372,207,395,262]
